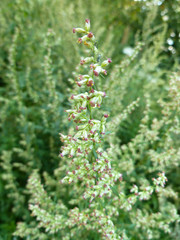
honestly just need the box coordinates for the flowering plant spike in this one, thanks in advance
[60,19,122,203]
[60,19,123,239]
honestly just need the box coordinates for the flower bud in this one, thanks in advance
[90,101,95,107]
[87,79,94,87]
[93,70,99,76]
[87,32,93,38]
[80,57,94,65]
[85,19,90,31]
[101,59,111,68]
[102,69,107,75]
[93,66,102,76]
[94,47,98,56]
[73,28,86,34]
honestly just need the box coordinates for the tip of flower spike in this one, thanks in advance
[85,19,90,23]
[108,58,112,63]
[104,114,109,118]
[73,28,76,33]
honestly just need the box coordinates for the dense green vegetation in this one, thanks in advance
[0,0,179,239]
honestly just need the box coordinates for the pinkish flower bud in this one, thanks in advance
[79,75,83,80]
[88,32,93,38]
[85,19,90,31]
[87,79,94,87]
[60,153,64,157]
[76,82,81,87]
[104,114,109,118]
[93,70,99,76]
[71,94,74,99]
[73,28,76,33]
[90,101,95,107]
[108,58,112,63]
[89,88,94,93]
[76,126,79,130]
[102,69,107,75]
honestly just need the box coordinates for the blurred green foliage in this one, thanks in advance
[0,0,179,239]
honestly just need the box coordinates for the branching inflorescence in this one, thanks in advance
[60,19,122,204]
